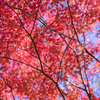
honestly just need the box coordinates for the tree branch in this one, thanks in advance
[83,32,92,99]
[0,73,15,100]
[25,0,42,35]
[64,78,85,91]
[0,56,65,100]
[67,1,100,63]
[7,45,51,70]
[6,1,44,72]
[0,57,41,71]
[57,34,75,82]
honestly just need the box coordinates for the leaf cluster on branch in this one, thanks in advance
[0,0,100,100]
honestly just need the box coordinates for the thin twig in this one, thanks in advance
[0,56,40,71]
[25,0,42,35]
[64,78,85,91]
[83,32,92,99]
[57,34,75,82]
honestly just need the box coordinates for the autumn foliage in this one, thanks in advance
[0,0,100,100]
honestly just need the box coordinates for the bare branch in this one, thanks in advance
[5,1,44,72]
[57,34,75,82]
[0,73,15,100]
[42,72,65,100]
[83,32,92,99]
[7,45,51,70]
[0,56,65,100]
[67,1,100,63]
[0,56,40,71]
[25,0,42,35]
[64,78,85,91]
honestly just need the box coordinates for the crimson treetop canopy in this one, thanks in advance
[0,0,100,100]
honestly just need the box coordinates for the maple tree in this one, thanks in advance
[0,0,100,100]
